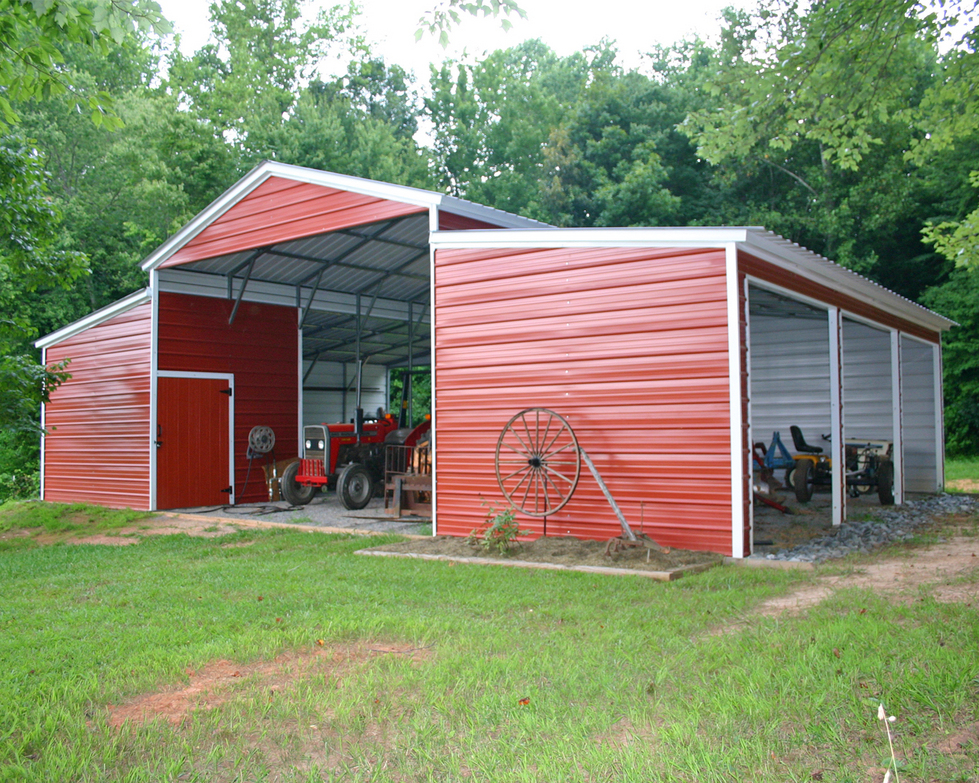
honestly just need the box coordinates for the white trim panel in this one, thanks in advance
[828,307,845,526]
[726,243,746,558]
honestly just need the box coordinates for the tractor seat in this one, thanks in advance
[790,425,823,454]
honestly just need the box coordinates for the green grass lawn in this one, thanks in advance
[1,503,977,782]
[946,456,979,486]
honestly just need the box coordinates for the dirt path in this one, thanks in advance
[755,532,979,617]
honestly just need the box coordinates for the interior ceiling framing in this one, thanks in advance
[168,214,432,367]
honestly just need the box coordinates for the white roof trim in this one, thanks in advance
[430,227,755,248]
[35,288,152,349]
[429,227,954,333]
[141,161,544,272]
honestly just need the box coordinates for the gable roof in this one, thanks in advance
[141,161,547,273]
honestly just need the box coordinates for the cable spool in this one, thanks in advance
[239,426,276,505]
[248,425,275,457]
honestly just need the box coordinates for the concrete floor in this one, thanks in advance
[169,490,431,536]
[171,483,898,553]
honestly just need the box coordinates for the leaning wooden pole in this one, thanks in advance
[580,449,669,552]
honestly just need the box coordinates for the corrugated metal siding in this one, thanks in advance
[303,360,387,424]
[749,314,831,445]
[157,292,299,503]
[43,302,152,508]
[434,245,733,555]
[842,320,893,440]
[740,251,941,344]
[438,212,501,230]
[901,336,938,492]
[160,177,426,269]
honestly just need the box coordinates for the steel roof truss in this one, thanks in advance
[228,249,263,325]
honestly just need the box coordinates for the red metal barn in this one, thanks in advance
[38,164,953,557]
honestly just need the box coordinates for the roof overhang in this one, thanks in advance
[35,287,151,349]
[429,227,955,335]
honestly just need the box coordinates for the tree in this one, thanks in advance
[0,0,170,129]
[166,0,359,164]
[273,75,433,187]
[416,0,526,47]
[0,138,85,435]
[921,268,979,455]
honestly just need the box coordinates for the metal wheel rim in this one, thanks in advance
[347,473,371,504]
[495,408,581,517]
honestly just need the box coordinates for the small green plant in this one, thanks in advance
[466,504,530,554]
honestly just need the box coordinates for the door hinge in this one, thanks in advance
[221,486,232,494]
[220,388,232,396]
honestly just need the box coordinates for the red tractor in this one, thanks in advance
[280,407,431,510]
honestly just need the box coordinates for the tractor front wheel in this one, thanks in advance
[281,461,316,507]
[337,463,374,510]
[794,459,815,503]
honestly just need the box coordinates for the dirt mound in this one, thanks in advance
[365,534,723,573]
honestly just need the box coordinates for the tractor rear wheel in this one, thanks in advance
[337,463,373,510]
[877,460,895,506]
[281,461,315,506]
[794,459,815,503]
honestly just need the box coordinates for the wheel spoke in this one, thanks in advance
[540,423,569,456]
[540,470,553,512]
[521,413,537,456]
[541,440,577,459]
[507,425,534,456]
[501,465,533,483]
[519,471,535,509]
[508,468,532,497]
[541,463,575,488]
[501,442,533,458]
[538,413,554,458]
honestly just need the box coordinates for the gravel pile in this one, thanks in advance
[753,494,979,563]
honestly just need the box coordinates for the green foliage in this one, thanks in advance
[921,269,979,455]
[166,0,360,163]
[0,430,40,503]
[923,170,979,269]
[388,369,431,428]
[466,504,530,554]
[416,0,526,47]
[0,0,170,130]
[0,138,83,433]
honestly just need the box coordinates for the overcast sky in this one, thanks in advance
[157,0,750,79]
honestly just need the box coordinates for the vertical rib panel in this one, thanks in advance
[43,303,152,508]
[157,292,299,504]
[434,245,733,555]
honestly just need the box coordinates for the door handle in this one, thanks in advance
[155,424,163,449]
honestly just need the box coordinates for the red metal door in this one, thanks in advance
[157,376,231,509]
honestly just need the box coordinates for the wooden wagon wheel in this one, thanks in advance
[495,408,581,517]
